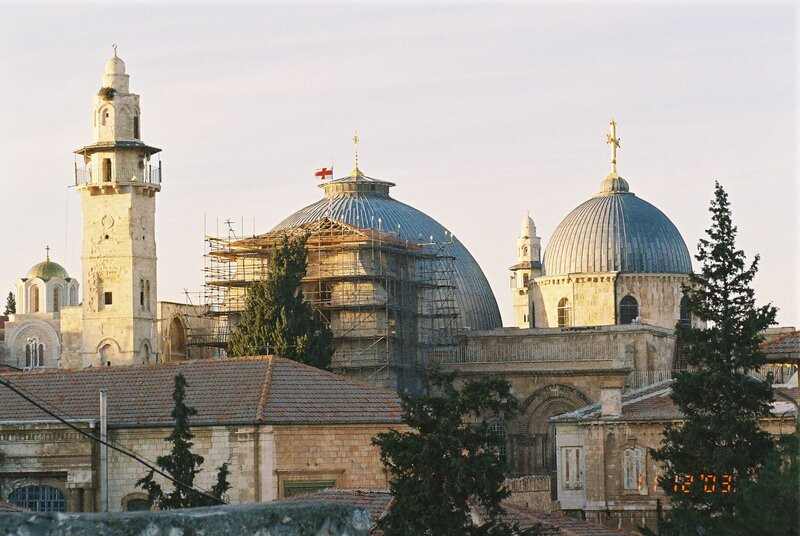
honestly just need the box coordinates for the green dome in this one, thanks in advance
[27,259,70,281]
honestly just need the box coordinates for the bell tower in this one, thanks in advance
[509,212,541,328]
[73,48,162,367]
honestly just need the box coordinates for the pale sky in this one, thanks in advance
[0,2,797,327]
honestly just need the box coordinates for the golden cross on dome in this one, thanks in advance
[353,132,360,168]
[606,120,621,174]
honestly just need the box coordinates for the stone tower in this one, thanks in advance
[72,49,162,367]
[509,213,541,328]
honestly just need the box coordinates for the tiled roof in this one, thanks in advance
[0,357,402,428]
[472,504,637,536]
[286,488,392,530]
[553,379,798,423]
[761,330,800,359]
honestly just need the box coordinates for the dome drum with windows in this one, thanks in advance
[527,121,693,330]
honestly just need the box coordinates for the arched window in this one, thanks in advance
[522,273,529,285]
[133,116,140,139]
[102,109,110,126]
[679,296,691,327]
[53,287,61,312]
[140,342,151,365]
[145,280,151,311]
[125,498,150,511]
[103,158,112,182]
[521,245,528,257]
[619,295,639,325]
[25,338,43,368]
[69,285,77,306]
[557,298,571,327]
[8,485,66,512]
[31,286,40,313]
[486,421,508,461]
[622,447,645,493]
[169,317,186,361]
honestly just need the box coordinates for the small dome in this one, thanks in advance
[543,176,692,276]
[521,213,535,238]
[105,55,126,76]
[27,259,69,281]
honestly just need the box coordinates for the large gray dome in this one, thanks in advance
[271,170,502,331]
[543,174,692,276]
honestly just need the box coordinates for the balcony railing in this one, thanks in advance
[75,162,162,186]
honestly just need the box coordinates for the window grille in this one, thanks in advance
[486,421,508,460]
[8,485,66,512]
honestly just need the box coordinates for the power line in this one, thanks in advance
[0,375,226,506]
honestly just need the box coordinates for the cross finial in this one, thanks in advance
[112,44,118,57]
[45,245,50,262]
[606,119,621,175]
[350,131,363,178]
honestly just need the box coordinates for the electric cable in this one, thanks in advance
[0,375,226,505]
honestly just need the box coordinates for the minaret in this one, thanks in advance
[73,48,161,367]
[509,212,541,328]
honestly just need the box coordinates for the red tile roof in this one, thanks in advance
[285,488,392,529]
[761,330,800,360]
[553,379,797,423]
[0,357,402,428]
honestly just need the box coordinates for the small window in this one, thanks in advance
[8,485,66,512]
[145,280,151,311]
[53,287,61,312]
[557,297,571,327]
[486,421,508,461]
[31,286,40,313]
[104,292,113,305]
[619,295,639,325]
[126,498,149,511]
[561,447,583,490]
[622,447,646,494]
[69,286,77,306]
[133,116,140,139]
[103,159,112,182]
[679,296,691,327]
[283,481,335,498]
[522,273,529,285]
[140,279,145,307]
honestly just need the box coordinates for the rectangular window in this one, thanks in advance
[561,447,584,490]
[104,292,113,305]
[133,116,140,139]
[282,481,335,498]
[622,448,647,494]
[103,158,112,182]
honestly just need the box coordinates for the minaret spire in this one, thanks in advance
[606,119,621,175]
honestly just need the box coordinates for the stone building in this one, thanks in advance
[551,374,798,532]
[0,356,403,512]
[0,50,207,370]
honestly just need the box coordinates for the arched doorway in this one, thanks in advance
[169,317,186,361]
[522,384,591,498]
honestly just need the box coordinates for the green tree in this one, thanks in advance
[4,291,15,315]
[137,373,231,509]
[650,182,778,534]
[373,369,540,536]
[227,233,332,369]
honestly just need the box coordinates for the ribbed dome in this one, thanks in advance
[27,259,69,281]
[271,172,502,331]
[543,174,692,276]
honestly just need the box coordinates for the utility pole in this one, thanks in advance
[100,389,108,512]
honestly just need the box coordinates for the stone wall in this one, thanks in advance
[273,424,403,499]
[0,500,371,536]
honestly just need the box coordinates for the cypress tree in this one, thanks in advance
[650,182,778,534]
[373,369,540,536]
[4,291,15,315]
[137,373,231,509]
[227,233,332,369]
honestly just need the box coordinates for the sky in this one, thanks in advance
[0,2,797,327]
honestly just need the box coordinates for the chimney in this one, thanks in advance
[600,387,623,417]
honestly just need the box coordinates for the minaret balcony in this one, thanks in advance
[74,162,162,191]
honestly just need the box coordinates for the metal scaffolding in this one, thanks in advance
[196,217,459,391]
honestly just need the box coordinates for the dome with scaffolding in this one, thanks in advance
[270,168,502,332]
